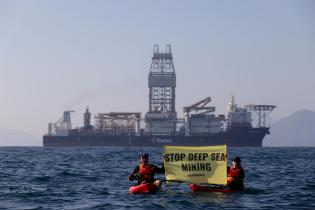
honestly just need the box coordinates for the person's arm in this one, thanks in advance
[128,166,140,181]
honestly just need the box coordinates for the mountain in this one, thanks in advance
[0,128,41,146]
[264,109,315,147]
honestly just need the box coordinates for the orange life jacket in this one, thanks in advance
[227,167,244,189]
[228,167,241,178]
[139,164,154,180]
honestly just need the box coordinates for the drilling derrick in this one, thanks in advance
[145,44,177,135]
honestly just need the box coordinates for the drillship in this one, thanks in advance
[43,45,276,147]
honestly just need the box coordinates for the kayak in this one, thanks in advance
[189,184,240,193]
[128,183,160,194]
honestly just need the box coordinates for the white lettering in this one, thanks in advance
[151,137,172,143]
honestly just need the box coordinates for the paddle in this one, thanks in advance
[160,179,227,189]
[160,179,185,183]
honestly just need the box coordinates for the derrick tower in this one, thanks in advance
[145,44,177,135]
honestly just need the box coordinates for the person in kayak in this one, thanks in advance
[226,156,245,190]
[128,153,165,186]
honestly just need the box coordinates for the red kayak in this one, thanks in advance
[128,183,160,194]
[189,184,240,193]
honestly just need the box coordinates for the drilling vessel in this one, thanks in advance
[43,45,275,147]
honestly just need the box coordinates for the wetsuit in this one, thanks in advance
[129,164,165,185]
[227,166,245,190]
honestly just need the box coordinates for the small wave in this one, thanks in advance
[243,187,265,195]
[33,176,53,182]
[58,171,83,177]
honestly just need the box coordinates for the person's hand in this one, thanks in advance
[227,176,233,183]
[128,175,134,181]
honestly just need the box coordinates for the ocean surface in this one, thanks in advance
[0,147,314,210]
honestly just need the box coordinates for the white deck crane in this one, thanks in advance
[48,110,74,135]
[183,97,216,136]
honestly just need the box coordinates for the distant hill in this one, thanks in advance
[264,109,315,147]
[0,128,41,146]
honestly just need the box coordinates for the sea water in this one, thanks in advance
[0,147,314,209]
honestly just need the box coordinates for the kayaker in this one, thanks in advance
[128,153,165,186]
[227,156,245,190]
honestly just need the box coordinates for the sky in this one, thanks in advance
[0,0,314,139]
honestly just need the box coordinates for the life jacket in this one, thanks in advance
[139,164,154,180]
[228,167,241,178]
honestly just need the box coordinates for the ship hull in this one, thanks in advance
[43,127,269,147]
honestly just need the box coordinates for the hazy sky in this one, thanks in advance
[0,0,314,138]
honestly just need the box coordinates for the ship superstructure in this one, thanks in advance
[44,45,276,147]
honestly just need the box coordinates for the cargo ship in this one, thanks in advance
[43,45,276,147]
